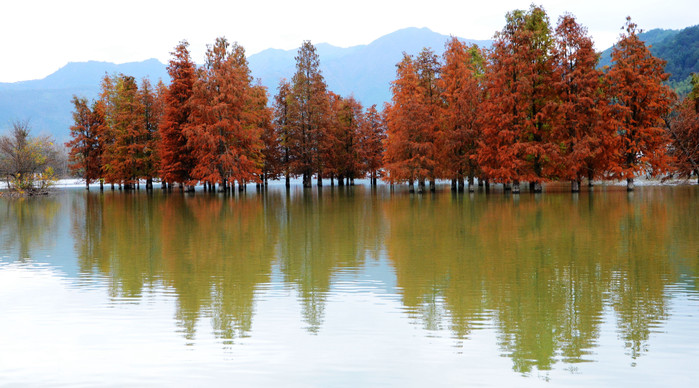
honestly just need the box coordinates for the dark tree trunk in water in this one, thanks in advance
[533,181,542,193]
[512,180,520,194]
[504,182,511,192]
[418,179,426,193]
[317,173,323,187]
[146,178,153,191]
[429,179,435,192]
[571,180,580,193]
[99,180,104,191]
[627,178,635,191]
[409,180,415,193]
[350,178,355,186]
[302,173,311,188]
[467,176,474,193]
[451,179,457,191]
[85,181,89,190]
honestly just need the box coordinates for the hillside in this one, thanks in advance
[598,25,699,93]
[0,28,490,142]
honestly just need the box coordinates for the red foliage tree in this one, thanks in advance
[287,41,331,188]
[159,40,197,190]
[666,74,699,182]
[438,37,484,191]
[328,94,364,185]
[384,54,433,192]
[478,5,558,193]
[273,79,293,187]
[66,96,103,189]
[606,17,675,190]
[550,14,614,191]
[359,104,386,186]
[186,37,262,191]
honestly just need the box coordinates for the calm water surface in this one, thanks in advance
[1,183,698,387]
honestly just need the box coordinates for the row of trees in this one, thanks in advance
[67,38,385,191]
[67,7,699,193]
[384,8,694,193]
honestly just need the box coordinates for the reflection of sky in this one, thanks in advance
[2,262,698,387]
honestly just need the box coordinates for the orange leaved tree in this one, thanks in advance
[479,5,558,193]
[550,14,613,191]
[606,17,675,190]
[384,53,433,192]
[66,96,104,189]
[159,40,197,190]
[438,37,484,192]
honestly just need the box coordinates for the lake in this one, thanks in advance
[1,183,698,387]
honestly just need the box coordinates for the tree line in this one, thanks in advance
[66,6,699,193]
[67,38,385,192]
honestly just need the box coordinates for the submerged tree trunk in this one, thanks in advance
[533,181,542,193]
[418,179,426,193]
[467,176,474,193]
[571,180,580,193]
[146,178,153,191]
[627,178,635,191]
[409,180,415,193]
[512,180,520,194]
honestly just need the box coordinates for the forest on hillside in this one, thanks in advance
[52,5,699,195]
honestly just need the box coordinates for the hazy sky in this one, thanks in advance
[1,0,696,82]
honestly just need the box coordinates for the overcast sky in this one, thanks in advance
[1,0,696,83]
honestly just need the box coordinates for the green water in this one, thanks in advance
[1,184,698,386]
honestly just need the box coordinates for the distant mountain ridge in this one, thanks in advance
[4,24,697,143]
[0,27,490,141]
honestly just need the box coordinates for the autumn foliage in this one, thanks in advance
[66,9,695,193]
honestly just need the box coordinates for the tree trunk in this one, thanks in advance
[409,180,415,193]
[451,179,457,191]
[429,179,435,192]
[100,180,104,191]
[512,180,520,194]
[146,178,153,191]
[350,178,355,186]
[418,179,426,193]
[467,176,474,193]
[533,181,542,193]
[571,180,580,193]
[504,182,511,192]
[317,173,323,187]
[285,173,290,188]
[86,181,90,190]
[627,178,635,191]
[484,179,490,192]
[303,173,311,188]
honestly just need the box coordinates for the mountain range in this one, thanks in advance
[0,28,490,142]
[1,24,697,142]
